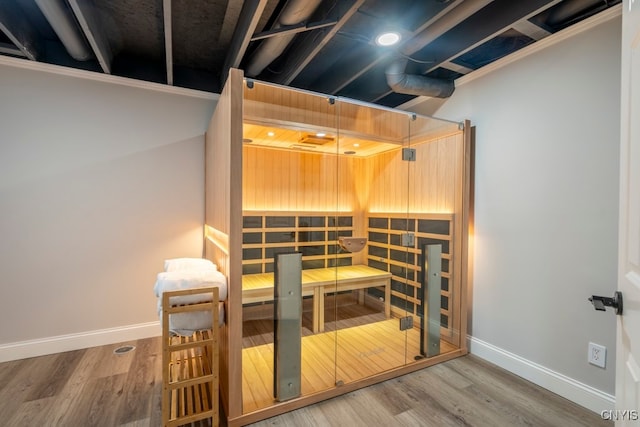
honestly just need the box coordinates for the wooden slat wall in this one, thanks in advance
[365,133,463,214]
[243,82,411,142]
[338,102,408,142]
[204,68,244,419]
[240,211,358,274]
[244,83,337,133]
[242,147,371,265]
[242,138,463,219]
[241,132,464,339]
[242,122,401,157]
[365,212,455,341]
[242,146,367,213]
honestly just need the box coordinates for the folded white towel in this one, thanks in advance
[154,269,228,301]
[164,258,217,272]
[154,260,227,335]
[154,269,228,336]
[159,301,225,336]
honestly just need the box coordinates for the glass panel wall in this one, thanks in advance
[407,114,465,357]
[241,81,339,412]
[333,98,412,382]
[239,78,465,415]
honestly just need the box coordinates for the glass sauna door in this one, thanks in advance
[331,98,414,383]
[241,81,339,413]
[240,79,466,415]
[329,101,467,383]
[407,113,466,361]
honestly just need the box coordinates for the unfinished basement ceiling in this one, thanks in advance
[0,0,621,107]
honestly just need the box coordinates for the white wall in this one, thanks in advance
[411,16,621,401]
[0,13,621,411]
[0,61,216,356]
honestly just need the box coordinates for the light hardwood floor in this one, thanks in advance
[248,354,612,427]
[242,319,458,413]
[0,336,610,426]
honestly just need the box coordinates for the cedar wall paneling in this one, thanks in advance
[242,134,463,216]
[205,68,244,419]
[367,134,463,214]
[243,83,410,142]
[242,146,366,213]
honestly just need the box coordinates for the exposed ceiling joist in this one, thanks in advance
[163,0,173,85]
[0,42,26,57]
[0,3,41,60]
[425,0,561,74]
[251,19,337,41]
[440,61,473,74]
[244,0,324,77]
[273,0,366,86]
[312,0,479,95]
[370,0,562,103]
[0,0,621,108]
[400,0,494,56]
[68,0,112,74]
[219,0,246,46]
[221,0,268,87]
[512,19,552,40]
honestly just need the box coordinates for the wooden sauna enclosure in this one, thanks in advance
[205,69,472,426]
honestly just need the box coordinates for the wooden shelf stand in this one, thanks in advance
[162,287,220,427]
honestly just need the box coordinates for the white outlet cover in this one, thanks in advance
[588,342,606,368]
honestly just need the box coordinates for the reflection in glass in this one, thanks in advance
[239,79,465,415]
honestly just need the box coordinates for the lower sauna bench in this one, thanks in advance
[242,265,392,333]
[162,287,220,427]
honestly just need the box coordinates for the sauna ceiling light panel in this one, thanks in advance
[298,134,334,145]
[289,144,317,152]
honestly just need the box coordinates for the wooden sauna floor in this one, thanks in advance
[243,293,392,348]
[242,316,457,414]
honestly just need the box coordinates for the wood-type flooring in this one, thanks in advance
[0,295,611,427]
[0,339,611,426]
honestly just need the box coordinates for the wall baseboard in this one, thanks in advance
[468,336,615,414]
[0,322,161,363]
[0,326,615,414]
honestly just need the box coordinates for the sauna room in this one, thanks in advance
[205,69,471,426]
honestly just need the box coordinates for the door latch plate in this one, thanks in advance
[401,232,415,247]
[399,316,413,331]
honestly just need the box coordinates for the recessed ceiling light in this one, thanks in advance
[316,132,326,137]
[375,31,401,47]
[267,131,275,137]
[353,143,360,147]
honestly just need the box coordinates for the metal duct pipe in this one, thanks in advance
[386,0,536,99]
[245,0,322,77]
[385,58,454,98]
[382,0,488,99]
[35,0,92,61]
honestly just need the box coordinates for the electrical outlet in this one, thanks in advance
[588,342,606,368]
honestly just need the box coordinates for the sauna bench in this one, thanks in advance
[242,265,392,333]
